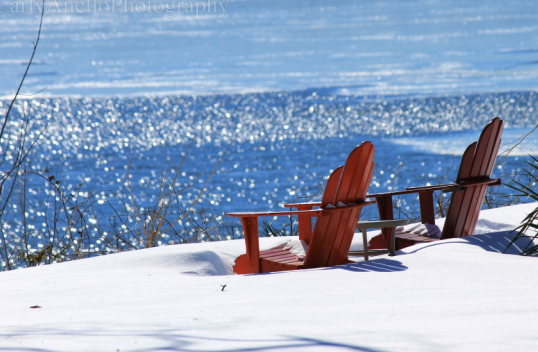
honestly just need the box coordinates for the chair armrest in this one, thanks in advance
[405,184,459,192]
[227,209,323,218]
[443,178,501,192]
[323,200,376,211]
[283,202,322,208]
[369,179,501,198]
[227,200,375,218]
[368,184,457,198]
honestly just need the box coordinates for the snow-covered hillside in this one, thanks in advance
[1,203,538,351]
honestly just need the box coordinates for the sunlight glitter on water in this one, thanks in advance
[1,90,535,229]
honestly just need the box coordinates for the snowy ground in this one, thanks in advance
[2,202,538,351]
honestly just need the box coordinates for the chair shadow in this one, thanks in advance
[251,257,408,277]
[0,328,390,352]
[398,230,535,256]
[326,258,408,273]
[248,230,533,277]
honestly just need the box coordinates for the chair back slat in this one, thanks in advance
[441,118,503,239]
[465,134,502,236]
[327,207,361,266]
[461,119,503,237]
[335,143,375,203]
[321,166,343,207]
[455,142,476,182]
[483,121,503,176]
[331,162,376,265]
[316,209,346,267]
[469,120,495,179]
[304,166,343,267]
[304,142,375,268]
[442,143,476,238]
[327,148,375,267]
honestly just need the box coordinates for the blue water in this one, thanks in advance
[1,91,537,238]
[0,0,537,264]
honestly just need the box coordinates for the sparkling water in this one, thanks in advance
[0,0,537,260]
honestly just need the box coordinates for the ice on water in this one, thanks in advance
[1,0,538,97]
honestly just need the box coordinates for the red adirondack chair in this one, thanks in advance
[228,142,376,274]
[368,117,503,250]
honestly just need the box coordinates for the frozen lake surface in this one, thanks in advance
[1,0,538,97]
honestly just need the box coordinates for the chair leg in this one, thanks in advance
[377,195,394,248]
[390,227,396,256]
[362,229,369,261]
[240,216,261,274]
[297,212,313,244]
[418,190,435,225]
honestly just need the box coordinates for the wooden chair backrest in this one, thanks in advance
[304,142,375,268]
[441,117,503,239]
